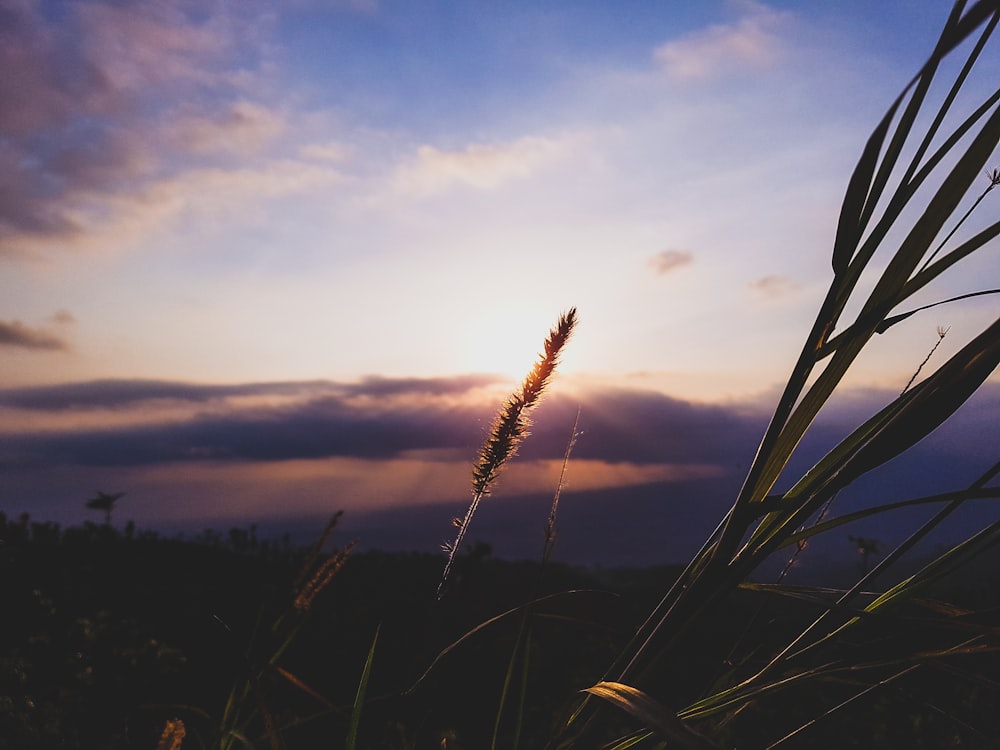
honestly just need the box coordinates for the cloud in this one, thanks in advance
[649,250,693,275]
[0,0,115,136]
[0,376,769,470]
[0,320,69,351]
[170,101,285,156]
[393,135,579,195]
[0,375,500,411]
[654,1,790,82]
[300,141,352,163]
[4,378,996,567]
[4,156,346,260]
[75,2,235,93]
[0,0,277,258]
[749,274,800,298]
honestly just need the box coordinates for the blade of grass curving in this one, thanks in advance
[779,487,1000,548]
[755,459,1000,672]
[604,730,657,750]
[252,682,281,750]
[738,582,878,610]
[700,374,1000,720]
[856,32,946,235]
[832,96,904,275]
[877,290,999,333]
[688,330,1000,750]
[749,312,1000,559]
[918,160,1000,274]
[583,682,722,750]
[819,9,1000,358]
[492,613,529,750]
[794,519,1000,663]
[408,589,613,694]
[272,665,339,711]
[605,315,994,717]
[904,87,1000,200]
[829,316,1000,483]
[861,520,1000,617]
[857,2,997,234]
[568,6,1000,743]
[828,46,999,338]
[901,218,1000,302]
[346,625,379,750]
[743,388,920,552]
[512,626,533,750]
[765,665,920,750]
[860,102,1000,318]
[682,637,992,722]
[899,6,998,190]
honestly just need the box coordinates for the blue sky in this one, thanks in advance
[1,0,998,565]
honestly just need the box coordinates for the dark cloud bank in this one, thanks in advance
[2,375,997,569]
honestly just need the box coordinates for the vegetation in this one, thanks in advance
[3,1,1000,748]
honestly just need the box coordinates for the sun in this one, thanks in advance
[459,308,573,381]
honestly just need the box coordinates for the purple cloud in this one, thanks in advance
[749,274,800,298]
[0,0,270,255]
[0,320,68,351]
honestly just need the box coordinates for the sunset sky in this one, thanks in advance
[2,0,998,566]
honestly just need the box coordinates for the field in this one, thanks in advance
[2,515,998,749]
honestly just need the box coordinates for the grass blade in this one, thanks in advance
[584,682,721,750]
[346,625,380,750]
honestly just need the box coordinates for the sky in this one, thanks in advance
[2,0,998,568]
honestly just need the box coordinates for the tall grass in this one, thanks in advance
[555,1,1000,746]
[438,307,577,598]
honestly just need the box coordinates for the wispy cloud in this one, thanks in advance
[0,375,501,412]
[749,274,800,298]
[0,0,276,258]
[169,101,286,156]
[649,249,694,275]
[654,1,791,82]
[392,135,580,195]
[0,320,69,352]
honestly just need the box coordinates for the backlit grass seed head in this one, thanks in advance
[470,307,577,498]
[155,719,186,750]
[437,307,577,598]
[293,510,344,592]
[294,540,357,611]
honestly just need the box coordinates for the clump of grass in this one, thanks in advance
[438,307,577,598]
[294,539,358,611]
[557,1,1000,746]
[291,509,358,611]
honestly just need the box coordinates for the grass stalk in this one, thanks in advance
[437,308,577,598]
